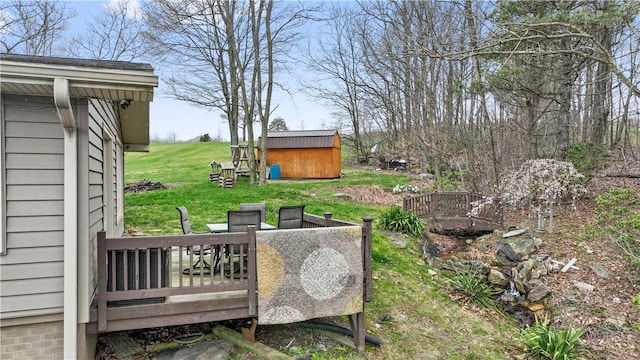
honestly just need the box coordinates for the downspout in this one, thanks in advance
[54,78,78,359]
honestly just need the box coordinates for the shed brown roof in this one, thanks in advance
[261,130,339,149]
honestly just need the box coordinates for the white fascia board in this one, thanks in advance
[0,61,158,99]
[124,144,151,152]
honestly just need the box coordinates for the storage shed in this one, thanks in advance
[258,130,341,179]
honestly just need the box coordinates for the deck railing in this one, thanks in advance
[403,192,503,230]
[94,228,257,333]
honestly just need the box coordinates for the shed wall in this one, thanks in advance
[259,133,341,179]
[265,147,340,179]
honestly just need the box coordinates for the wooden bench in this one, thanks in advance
[209,161,222,183]
[219,161,236,188]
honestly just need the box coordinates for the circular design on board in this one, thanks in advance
[256,243,285,298]
[261,306,305,324]
[300,247,349,300]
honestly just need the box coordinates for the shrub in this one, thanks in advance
[500,159,586,212]
[560,142,608,176]
[592,187,640,270]
[378,206,426,237]
[517,315,585,360]
[392,184,421,194]
[428,170,463,192]
[444,265,502,311]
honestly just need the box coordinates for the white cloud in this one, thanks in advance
[0,8,14,35]
[104,0,141,19]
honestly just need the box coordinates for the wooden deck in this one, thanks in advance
[87,213,373,351]
[403,192,503,232]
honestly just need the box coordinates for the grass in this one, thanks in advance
[124,142,518,359]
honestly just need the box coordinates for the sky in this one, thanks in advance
[69,0,331,141]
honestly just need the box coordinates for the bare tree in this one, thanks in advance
[485,1,639,157]
[143,0,310,184]
[305,5,369,163]
[62,0,146,61]
[143,0,244,145]
[0,0,76,55]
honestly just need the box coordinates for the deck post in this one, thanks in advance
[466,192,473,228]
[431,193,439,225]
[247,226,257,317]
[348,312,366,352]
[361,216,373,302]
[323,212,333,227]
[97,232,108,332]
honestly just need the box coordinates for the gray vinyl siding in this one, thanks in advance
[0,95,65,319]
[85,98,120,308]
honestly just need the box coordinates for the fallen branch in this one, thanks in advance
[605,173,640,178]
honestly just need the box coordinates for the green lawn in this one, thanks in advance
[124,142,518,359]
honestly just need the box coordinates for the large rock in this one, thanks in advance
[526,280,551,302]
[589,264,614,280]
[332,192,354,201]
[487,269,509,288]
[507,237,542,258]
[496,243,521,263]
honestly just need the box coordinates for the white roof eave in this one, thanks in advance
[0,60,158,101]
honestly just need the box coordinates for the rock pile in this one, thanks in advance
[423,229,557,306]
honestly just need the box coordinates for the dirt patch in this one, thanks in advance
[335,185,405,207]
[335,177,435,207]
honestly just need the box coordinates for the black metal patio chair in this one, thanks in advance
[277,205,306,229]
[176,206,217,274]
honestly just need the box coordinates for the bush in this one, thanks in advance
[592,187,640,270]
[431,171,462,192]
[392,184,420,194]
[500,159,586,211]
[378,206,426,237]
[517,315,585,360]
[561,142,608,176]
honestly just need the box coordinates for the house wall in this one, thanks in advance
[261,135,341,179]
[76,99,121,360]
[80,98,122,322]
[0,95,66,359]
[0,95,66,320]
[0,95,121,359]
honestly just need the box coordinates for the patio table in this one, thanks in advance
[206,222,277,233]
